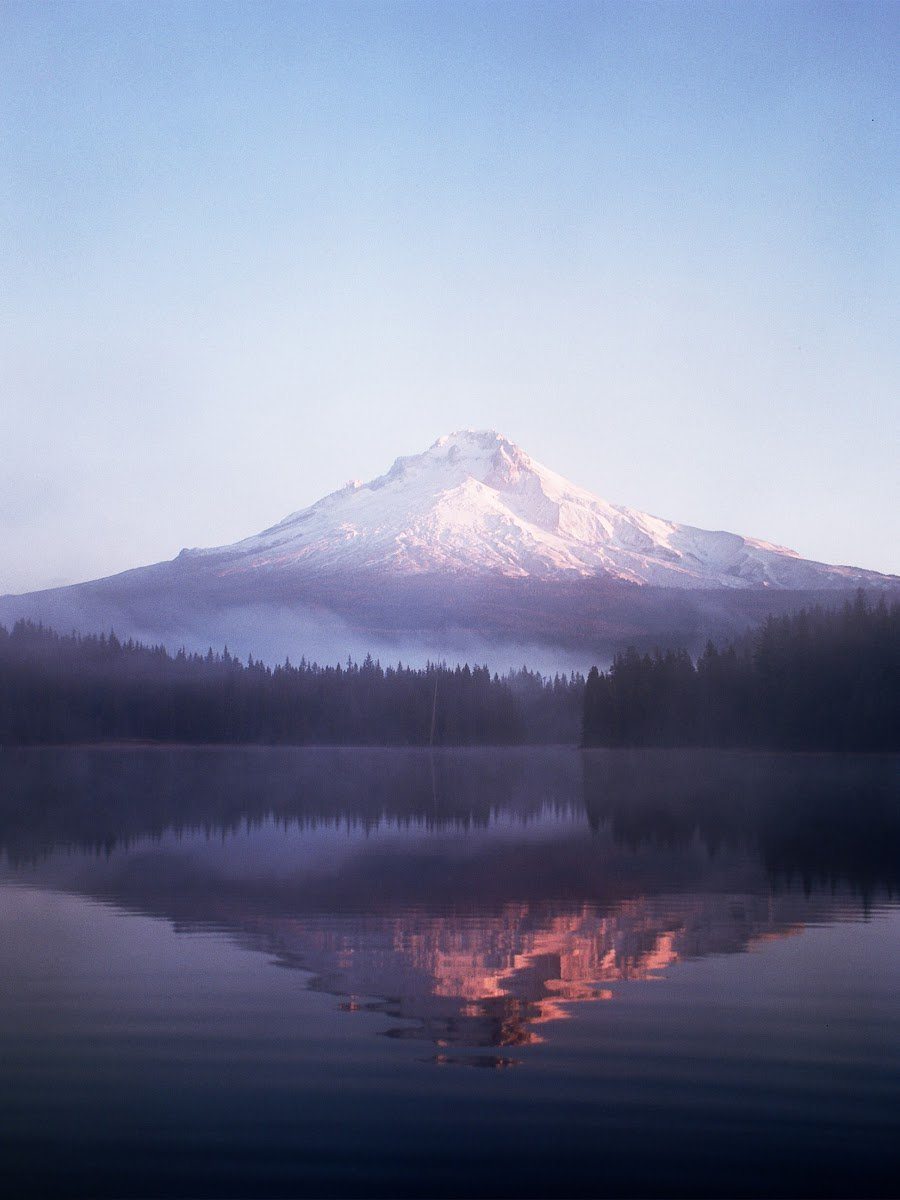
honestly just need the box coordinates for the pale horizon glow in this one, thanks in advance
[2,0,898,594]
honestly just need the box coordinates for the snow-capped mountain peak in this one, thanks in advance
[180,430,893,591]
[381,430,532,491]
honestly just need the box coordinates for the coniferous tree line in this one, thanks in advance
[3,592,895,750]
[0,621,584,746]
[583,593,900,751]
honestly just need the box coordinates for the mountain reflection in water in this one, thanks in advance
[0,747,897,1062]
[258,895,810,1054]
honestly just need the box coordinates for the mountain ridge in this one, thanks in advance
[174,429,893,591]
[1,429,896,668]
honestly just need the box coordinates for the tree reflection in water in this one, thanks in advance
[0,746,897,1064]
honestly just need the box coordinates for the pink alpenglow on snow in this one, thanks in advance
[181,430,888,591]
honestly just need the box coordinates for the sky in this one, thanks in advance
[1,0,898,593]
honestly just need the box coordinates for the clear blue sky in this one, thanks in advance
[2,0,897,591]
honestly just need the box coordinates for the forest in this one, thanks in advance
[0,620,583,746]
[1,593,896,750]
[583,593,899,751]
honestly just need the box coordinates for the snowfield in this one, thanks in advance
[180,429,887,591]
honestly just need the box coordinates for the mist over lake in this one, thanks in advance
[1,746,897,1198]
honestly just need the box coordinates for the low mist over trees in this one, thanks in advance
[2,593,896,750]
[583,593,900,751]
[0,622,583,746]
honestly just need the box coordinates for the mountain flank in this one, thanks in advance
[2,430,896,666]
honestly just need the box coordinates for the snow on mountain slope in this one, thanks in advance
[179,430,892,590]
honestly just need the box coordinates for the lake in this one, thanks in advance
[0,746,898,1198]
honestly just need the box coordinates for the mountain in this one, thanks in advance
[2,430,897,667]
[179,429,886,590]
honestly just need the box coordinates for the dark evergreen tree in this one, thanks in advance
[582,592,900,751]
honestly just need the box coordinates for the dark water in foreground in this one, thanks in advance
[0,747,898,1198]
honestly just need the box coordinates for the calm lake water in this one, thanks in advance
[0,747,898,1198]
